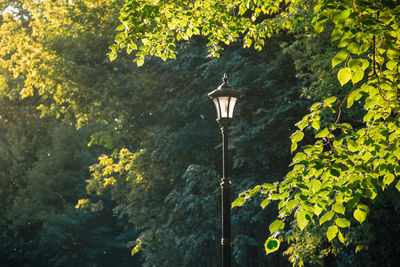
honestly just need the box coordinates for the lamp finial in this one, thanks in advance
[223,73,228,84]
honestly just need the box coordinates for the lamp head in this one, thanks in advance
[208,74,241,126]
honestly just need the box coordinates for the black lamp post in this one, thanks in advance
[208,73,241,267]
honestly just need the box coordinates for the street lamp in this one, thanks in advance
[208,73,241,267]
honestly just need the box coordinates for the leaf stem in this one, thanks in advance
[335,82,359,124]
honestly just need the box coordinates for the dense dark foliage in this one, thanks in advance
[1,1,399,266]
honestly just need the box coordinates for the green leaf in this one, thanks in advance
[116,24,126,31]
[353,208,367,223]
[387,48,400,59]
[338,230,345,244]
[141,38,149,45]
[324,96,337,104]
[310,179,322,193]
[331,27,343,42]
[396,180,400,192]
[131,240,142,256]
[269,220,285,234]
[363,111,374,123]
[296,120,308,130]
[296,210,309,230]
[314,23,324,34]
[315,128,330,138]
[127,42,138,53]
[313,204,323,216]
[232,196,246,208]
[262,183,275,191]
[319,211,334,225]
[347,90,362,108]
[384,173,395,186]
[389,132,397,142]
[270,194,282,200]
[337,67,352,86]
[348,58,363,71]
[361,59,369,70]
[312,119,321,130]
[332,203,345,215]
[260,198,270,209]
[278,200,286,210]
[287,199,299,210]
[386,60,398,70]
[161,53,168,61]
[248,185,261,197]
[330,168,341,177]
[359,42,370,54]
[108,52,117,61]
[291,131,305,143]
[136,58,145,67]
[265,237,280,254]
[293,152,306,163]
[338,38,352,48]
[351,70,364,84]
[335,217,350,228]
[115,32,125,44]
[347,42,359,55]
[291,142,297,153]
[332,51,348,67]
[109,44,120,52]
[331,9,351,24]
[310,102,322,111]
[327,225,338,241]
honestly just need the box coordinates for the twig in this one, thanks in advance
[335,82,359,124]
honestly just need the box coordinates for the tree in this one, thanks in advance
[2,0,399,265]
[81,37,307,266]
[0,1,143,265]
[111,0,400,263]
[0,96,140,266]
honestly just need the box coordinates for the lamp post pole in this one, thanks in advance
[220,123,231,267]
[208,74,241,267]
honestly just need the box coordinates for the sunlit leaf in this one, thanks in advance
[353,208,367,223]
[260,198,270,209]
[335,217,350,228]
[108,52,117,61]
[287,199,299,210]
[332,51,348,67]
[315,128,330,138]
[265,237,280,254]
[332,203,345,215]
[338,230,345,244]
[269,220,285,234]
[320,211,334,225]
[396,180,400,192]
[296,210,309,230]
[327,225,338,241]
[232,196,246,208]
[337,67,352,86]
[351,70,364,84]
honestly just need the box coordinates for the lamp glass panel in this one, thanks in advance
[228,97,237,118]
[218,96,229,118]
[213,98,220,119]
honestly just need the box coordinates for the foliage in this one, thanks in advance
[112,0,400,264]
[80,38,306,266]
[0,0,134,127]
[0,96,139,266]
[0,1,142,265]
[2,0,400,266]
[111,0,306,64]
